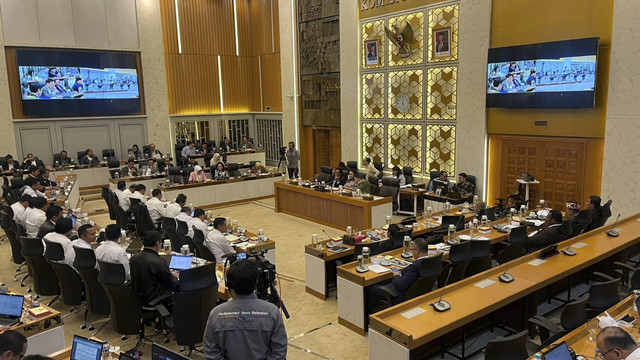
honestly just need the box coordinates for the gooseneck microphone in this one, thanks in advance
[431,268,453,312]
[498,266,515,283]
[322,229,333,242]
[606,214,621,237]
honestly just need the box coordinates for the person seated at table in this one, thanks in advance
[473,202,488,220]
[0,330,27,360]
[176,206,193,235]
[139,158,160,177]
[146,189,166,223]
[181,142,198,157]
[130,231,179,309]
[80,149,100,166]
[185,157,199,173]
[118,183,136,212]
[145,143,163,159]
[37,205,63,239]
[58,150,75,166]
[129,184,148,204]
[357,175,374,194]
[96,224,130,281]
[205,217,235,264]
[527,209,563,252]
[121,159,140,177]
[36,167,57,188]
[240,136,254,151]
[428,170,450,192]
[220,137,233,152]
[158,157,173,174]
[20,177,48,198]
[1,154,16,171]
[189,208,209,238]
[128,144,143,160]
[499,195,520,219]
[337,162,348,173]
[213,162,229,180]
[24,197,49,237]
[42,217,74,252]
[326,168,346,188]
[343,170,361,191]
[166,194,186,218]
[367,238,430,314]
[66,224,100,271]
[596,326,640,360]
[565,201,580,225]
[201,142,212,154]
[212,152,223,166]
[189,165,207,183]
[25,165,40,180]
[11,194,31,226]
[390,166,406,186]
[451,172,475,196]
[21,153,42,170]
[250,161,268,174]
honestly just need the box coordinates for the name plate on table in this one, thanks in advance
[401,307,427,319]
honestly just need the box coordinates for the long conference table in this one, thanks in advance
[367,213,640,360]
[274,181,392,231]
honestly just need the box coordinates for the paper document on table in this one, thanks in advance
[373,196,383,200]
[401,307,426,319]
[368,265,391,274]
[572,242,588,249]
[530,220,545,227]
[475,279,496,288]
[528,259,547,266]
[225,234,240,242]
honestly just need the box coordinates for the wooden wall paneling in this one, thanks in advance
[236,0,253,56]
[260,53,282,112]
[251,56,262,111]
[329,128,342,169]
[500,137,542,205]
[164,53,221,114]
[178,0,236,55]
[314,129,331,174]
[219,56,254,113]
[272,0,279,53]
[159,0,178,54]
[5,48,23,119]
[541,140,586,208]
[249,0,275,55]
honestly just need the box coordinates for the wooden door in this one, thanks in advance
[313,128,341,173]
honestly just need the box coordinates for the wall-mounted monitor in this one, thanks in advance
[7,47,144,118]
[486,37,599,109]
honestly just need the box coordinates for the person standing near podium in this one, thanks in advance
[285,141,300,179]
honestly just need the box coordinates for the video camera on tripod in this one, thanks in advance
[223,250,290,319]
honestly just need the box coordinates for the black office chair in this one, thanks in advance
[367,176,380,196]
[52,154,62,166]
[176,219,195,253]
[1,207,28,283]
[528,293,589,348]
[107,157,120,169]
[379,177,400,212]
[484,206,498,221]
[378,253,443,309]
[352,242,384,261]
[227,163,242,178]
[556,219,573,243]
[372,161,383,179]
[402,167,413,184]
[438,240,471,287]
[249,161,257,168]
[390,228,413,250]
[346,161,358,172]
[129,198,142,219]
[21,236,60,305]
[168,167,184,185]
[426,171,441,191]
[317,166,332,183]
[192,228,216,263]
[173,263,218,355]
[585,273,621,317]
[586,200,612,232]
[98,260,171,344]
[77,151,86,163]
[509,225,528,244]
[44,240,85,313]
[132,204,156,238]
[484,329,529,360]
[570,210,592,238]
[465,240,493,277]
[101,187,117,221]
[203,153,213,168]
[496,242,526,265]
[102,149,116,158]
[162,217,182,252]
[73,247,110,333]
[109,169,122,179]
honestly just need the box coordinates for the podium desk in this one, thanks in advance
[368,213,640,360]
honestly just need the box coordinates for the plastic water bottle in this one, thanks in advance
[534,353,542,360]
[102,341,110,360]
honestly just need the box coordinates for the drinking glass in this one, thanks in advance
[587,318,598,341]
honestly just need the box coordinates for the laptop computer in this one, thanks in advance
[0,293,24,327]
[169,255,193,270]
[151,343,190,360]
[70,335,103,360]
[542,341,574,360]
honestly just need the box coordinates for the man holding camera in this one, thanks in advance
[204,259,287,360]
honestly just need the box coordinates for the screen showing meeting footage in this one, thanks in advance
[486,37,599,108]
[10,47,143,118]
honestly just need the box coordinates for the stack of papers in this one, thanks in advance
[225,234,240,243]
[367,265,391,274]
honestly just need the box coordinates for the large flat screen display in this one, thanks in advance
[15,48,142,117]
[486,38,599,108]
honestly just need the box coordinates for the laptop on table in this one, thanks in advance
[70,335,103,360]
[169,255,193,270]
[0,293,24,327]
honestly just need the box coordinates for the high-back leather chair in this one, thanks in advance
[107,157,120,169]
[496,242,526,265]
[97,261,143,338]
[227,163,242,178]
[44,240,84,309]
[317,166,332,183]
[379,177,400,211]
[192,228,216,263]
[346,161,358,172]
[176,219,195,252]
[484,330,529,360]
[427,171,441,191]
[102,149,116,158]
[168,166,184,184]
[529,293,589,347]
[438,240,472,287]
[162,217,182,252]
[466,174,476,189]
[556,219,573,243]
[73,247,110,332]
[1,207,26,276]
[21,237,60,303]
[465,240,492,277]
[404,253,443,300]
[101,187,117,221]
[373,162,384,179]
[204,153,213,168]
[509,225,528,244]
[402,167,413,184]
[586,200,612,232]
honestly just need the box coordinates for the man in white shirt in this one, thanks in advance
[146,189,166,223]
[21,177,48,198]
[24,197,49,237]
[10,194,31,226]
[596,326,640,360]
[189,209,209,239]
[66,224,99,271]
[205,217,235,263]
[176,206,194,239]
[129,184,148,204]
[96,224,130,281]
[139,159,160,177]
[181,142,198,157]
[119,184,136,211]
[165,194,187,218]
[42,217,73,253]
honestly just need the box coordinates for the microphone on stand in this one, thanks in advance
[431,268,453,312]
[606,214,622,237]
[498,266,515,283]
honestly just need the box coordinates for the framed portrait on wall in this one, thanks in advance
[433,27,451,59]
[365,39,380,66]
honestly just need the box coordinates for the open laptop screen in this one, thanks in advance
[0,293,24,317]
[71,335,103,360]
[169,255,192,270]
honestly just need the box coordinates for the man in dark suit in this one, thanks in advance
[58,150,75,166]
[37,205,63,239]
[367,238,430,314]
[130,231,179,308]
[21,153,45,170]
[158,158,173,174]
[1,154,17,172]
[326,168,346,187]
[121,159,140,177]
[36,167,57,187]
[527,209,563,252]
[80,149,99,165]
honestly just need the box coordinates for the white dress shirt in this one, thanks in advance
[10,202,27,225]
[96,240,130,281]
[626,348,640,360]
[65,239,95,271]
[205,228,235,264]
[188,217,209,239]
[24,208,46,237]
[42,232,71,254]
[21,186,46,198]
[129,191,147,204]
[119,188,133,211]
[176,212,194,238]
[165,203,182,218]
[146,197,166,223]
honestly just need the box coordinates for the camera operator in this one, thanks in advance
[204,259,287,360]
[285,141,299,179]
